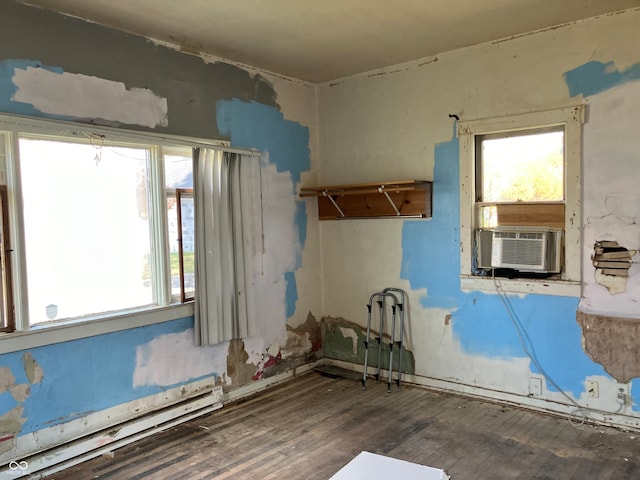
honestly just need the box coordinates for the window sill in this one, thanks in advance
[460,275,581,297]
[0,303,195,354]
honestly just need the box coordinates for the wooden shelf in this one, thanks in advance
[299,180,432,220]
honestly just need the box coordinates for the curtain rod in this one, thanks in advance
[196,145,262,157]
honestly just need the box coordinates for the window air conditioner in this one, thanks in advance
[476,227,563,273]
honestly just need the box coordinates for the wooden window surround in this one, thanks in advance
[300,180,432,220]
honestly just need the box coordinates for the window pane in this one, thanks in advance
[480,130,564,203]
[180,195,195,300]
[0,186,14,331]
[164,148,194,301]
[167,194,195,300]
[165,151,193,189]
[19,138,153,324]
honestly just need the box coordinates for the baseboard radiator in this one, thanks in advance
[0,383,223,480]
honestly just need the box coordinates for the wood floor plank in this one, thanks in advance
[42,373,640,479]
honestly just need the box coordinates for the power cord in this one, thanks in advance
[491,271,629,426]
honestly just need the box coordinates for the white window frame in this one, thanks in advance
[0,113,254,354]
[457,105,584,297]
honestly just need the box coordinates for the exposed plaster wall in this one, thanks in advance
[317,9,640,419]
[577,311,640,384]
[0,353,43,455]
[0,0,321,463]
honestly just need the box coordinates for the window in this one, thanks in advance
[0,115,230,343]
[20,138,153,324]
[458,105,584,296]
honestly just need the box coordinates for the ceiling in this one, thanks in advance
[20,0,640,83]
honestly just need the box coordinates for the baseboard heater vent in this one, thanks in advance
[2,386,223,480]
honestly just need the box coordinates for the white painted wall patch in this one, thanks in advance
[12,66,168,128]
[133,329,225,387]
[339,327,359,355]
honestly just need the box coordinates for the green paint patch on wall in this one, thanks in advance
[322,317,415,375]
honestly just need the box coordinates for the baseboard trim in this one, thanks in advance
[323,358,640,432]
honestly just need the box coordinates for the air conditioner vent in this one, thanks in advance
[476,227,563,273]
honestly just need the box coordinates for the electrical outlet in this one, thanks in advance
[586,380,599,398]
[529,376,543,396]
[616,385,629,405]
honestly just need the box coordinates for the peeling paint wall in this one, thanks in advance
[578,79,640,313]
[0,0,320,463]
[0,351,43,455]
[0,2,279,137]
[317,9,640,420]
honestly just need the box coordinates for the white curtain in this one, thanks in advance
[193,148,259,345]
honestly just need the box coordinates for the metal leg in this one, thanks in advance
[387,302,397,393]
[375,299,384,382]
[362,301,374,390]
[384,288,408,389]
[396,302,405,388]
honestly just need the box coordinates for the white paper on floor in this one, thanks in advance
[330,451,450,480]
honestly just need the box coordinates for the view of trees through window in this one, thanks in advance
[478,129,564,203]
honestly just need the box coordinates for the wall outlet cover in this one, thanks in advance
[529,376,543,396]
[586,380,599,398]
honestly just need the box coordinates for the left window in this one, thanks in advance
[19,137,154,324]
[0,117,218,337]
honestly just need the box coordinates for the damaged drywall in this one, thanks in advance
[579,79,640,316]
[577,311,640,383]
[0,367,15,393]
[249,313,322,381]
[0,407,24,456]
[0,352,45,455]
[288,311,322,354]
[322,316,415,374]
[22,353,43,385]
[591,240,637,294]
[226,338,258,386]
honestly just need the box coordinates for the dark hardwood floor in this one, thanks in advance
[43,372,640,479]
